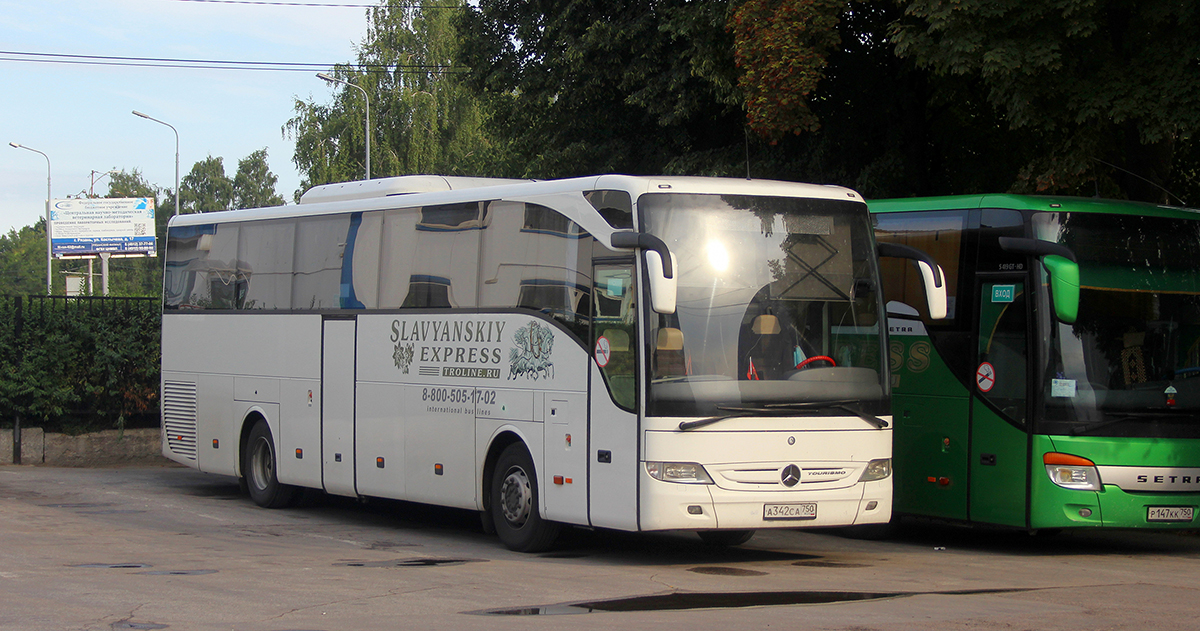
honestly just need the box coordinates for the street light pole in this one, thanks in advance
[9,142,52,295]
[317,72,371,180]
[132,110,180,217]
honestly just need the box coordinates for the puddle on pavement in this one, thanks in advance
[792,560,872,568]
[474,590,903,615]
[336,558,483,568]
[72,563,152,569]
[41,502,115,509]
[78,509,147,515]
[688,566,769,577]
[136,570,218,576]
[472,587,1037,615]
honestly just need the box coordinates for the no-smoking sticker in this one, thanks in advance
[595,336,611,368]
[976,362,996,392]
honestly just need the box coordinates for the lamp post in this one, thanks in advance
[317,72,371,180]
[132,110,180,217]
[8,142,52,295]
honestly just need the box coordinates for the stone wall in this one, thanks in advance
[1,428,169,467]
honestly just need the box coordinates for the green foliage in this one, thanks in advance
[106,169,159,199]
[285,0,497,198]
[0,297,160,434]
[457,0,744,178]
[233,148,286,209]
[0,220,51,296]
[730,0,843,140]
[180,155,234,213]
[890,0,1200,201]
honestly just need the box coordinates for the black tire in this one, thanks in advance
[243,421,299,509]
[697,529,755,546]
[490,442,560,552]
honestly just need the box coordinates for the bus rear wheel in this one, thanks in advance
[491,442,560,552]
[244,421,298,509]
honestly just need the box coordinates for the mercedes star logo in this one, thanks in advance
[781,464,801,487]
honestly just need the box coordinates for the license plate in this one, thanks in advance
[1147,506,1194,523]
[763,503,817,520]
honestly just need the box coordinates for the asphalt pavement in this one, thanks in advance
[0,465,1197,631]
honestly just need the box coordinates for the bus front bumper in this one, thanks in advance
[637,470,891,531]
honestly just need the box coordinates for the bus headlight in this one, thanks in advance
[645,461,714,484]
[1043,452,1101,491]
[858,458,892,482]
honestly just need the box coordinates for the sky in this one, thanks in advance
[0,0,372,235]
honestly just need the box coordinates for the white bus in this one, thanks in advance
[160,174,945,551]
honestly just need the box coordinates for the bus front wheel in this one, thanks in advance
[243,421,298,509]
[491,443,560,552]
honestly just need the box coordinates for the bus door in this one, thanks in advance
[322,315,357,496]
[969,278,1030,526]
[587,260,640,530]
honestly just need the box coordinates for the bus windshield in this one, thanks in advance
[640,193,886,417]
[1035,211,1200,439]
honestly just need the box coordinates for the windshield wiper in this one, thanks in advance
[678,400,888,431]
[1070,411,1185,435]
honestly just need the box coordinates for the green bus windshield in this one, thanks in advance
[1035,211,1200,439]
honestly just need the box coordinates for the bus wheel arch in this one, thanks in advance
[240,414,298,509]
[488,439,560,552]
[480,431,522,534]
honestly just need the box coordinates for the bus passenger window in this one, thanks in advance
[401,275,454,308]
[594,265,637,410]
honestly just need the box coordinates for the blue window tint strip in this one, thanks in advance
[339,212,365,309]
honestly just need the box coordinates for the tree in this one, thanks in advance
[457,0,745,178]
[729,0,843,141]
[890,0,1200,202]
[285,0,498,198]
[98,169,166,296]
[0,221,49,296]
[105,169,159,200]
[179,156,234,213]
[232,148,285,209]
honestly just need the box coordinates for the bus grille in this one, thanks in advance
[163,381,198,461]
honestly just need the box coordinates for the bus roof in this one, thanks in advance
[169,174,864,228]
[868,193,1200,219]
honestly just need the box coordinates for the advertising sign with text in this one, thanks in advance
[49,198,156,257]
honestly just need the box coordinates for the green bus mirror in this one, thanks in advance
[998,237,1079,325]
[1042,254,1079,324]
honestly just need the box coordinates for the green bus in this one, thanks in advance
[871,194,1200,530]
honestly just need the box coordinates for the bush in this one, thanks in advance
[0,296,159,434]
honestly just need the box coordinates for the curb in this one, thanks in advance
[1,427,169,467]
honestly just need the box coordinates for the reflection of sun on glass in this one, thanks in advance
[706,240,729,272]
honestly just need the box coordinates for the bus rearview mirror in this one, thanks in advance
[916,260,948,320]
[1041,254,1079,324]
[997,237,1079,325]
[876,242,948,320]
[611,230,677,314]
[646,250,677,314]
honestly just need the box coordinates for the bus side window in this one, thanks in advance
[593,265,637,410]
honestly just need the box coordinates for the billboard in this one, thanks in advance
[49,198,157,258]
